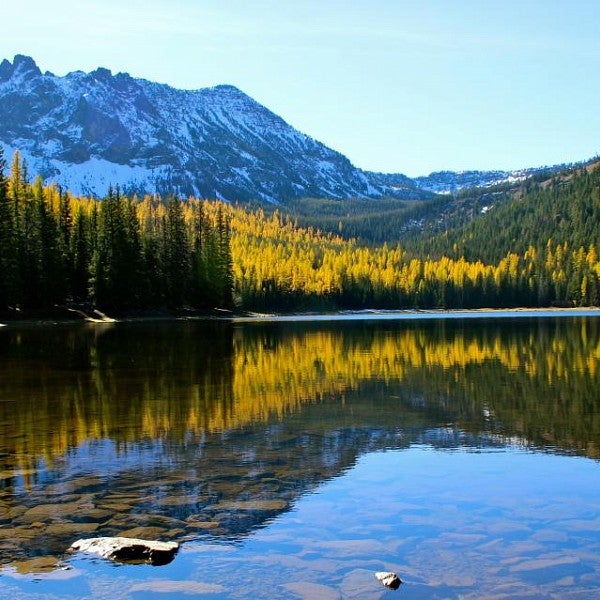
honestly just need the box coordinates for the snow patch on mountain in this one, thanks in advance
[411,166,570,195]
[413,170,523,194]
[0,141,167,196]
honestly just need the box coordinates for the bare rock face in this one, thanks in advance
[69,537,179,566]
[374,571,402,590]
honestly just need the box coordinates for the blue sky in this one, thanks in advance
[1,0,599,176]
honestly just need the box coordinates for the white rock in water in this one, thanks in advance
[374,571,402,590]
[70,537,179,566]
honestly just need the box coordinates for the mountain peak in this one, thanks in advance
[90,66,113,80]
[0,59,12,82]
[13,54,39,69]
[212,84,244,94]
[0,54,42,82]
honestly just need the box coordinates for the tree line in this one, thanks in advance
[229,207,600,310]
[2,147,600,314]
[0,149,233,313]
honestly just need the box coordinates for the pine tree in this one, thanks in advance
[34,177,63,305]
[216,205,234,308]
[0,148,18,309]
[70,206,92,302]
[163,196,190,307]
[91,186,138,309]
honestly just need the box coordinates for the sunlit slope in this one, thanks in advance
[229,206,600,309]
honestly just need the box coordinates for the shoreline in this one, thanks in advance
[230,307,600,323]
[1,306,600,328]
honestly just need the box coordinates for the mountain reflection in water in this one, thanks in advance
[0,316,599,574]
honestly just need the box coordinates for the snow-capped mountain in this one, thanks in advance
[413,167,564,195]
[413,170,524,194]
[0,54,429,202]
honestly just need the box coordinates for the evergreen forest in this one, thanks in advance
[1,147,600,315]
[0,149,233,314]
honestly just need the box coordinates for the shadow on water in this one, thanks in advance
[0,316,599,572]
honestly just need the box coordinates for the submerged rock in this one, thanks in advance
[374,571,402,590]
[12,555,62,574]
[69,536,179,566]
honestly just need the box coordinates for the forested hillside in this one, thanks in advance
[231,162,600,309]
[230,208,600,309]
[411,162,600,263]
[274,196,442,245]
[281,162,588,247]
[2,148,600,315]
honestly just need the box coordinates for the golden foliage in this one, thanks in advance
[228,206,600,309]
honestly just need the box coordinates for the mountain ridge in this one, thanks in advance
[0,54,427,202]
[0,54,579,202]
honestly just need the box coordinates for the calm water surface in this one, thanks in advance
[0,314,599,599]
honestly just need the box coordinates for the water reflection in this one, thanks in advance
[0,316,599,573]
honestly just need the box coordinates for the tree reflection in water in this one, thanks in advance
[0,315,599,571]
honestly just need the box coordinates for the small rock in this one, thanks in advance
[375,571,402,590]
[69,536,179,566]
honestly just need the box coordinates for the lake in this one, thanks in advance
[0,312,599,599]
